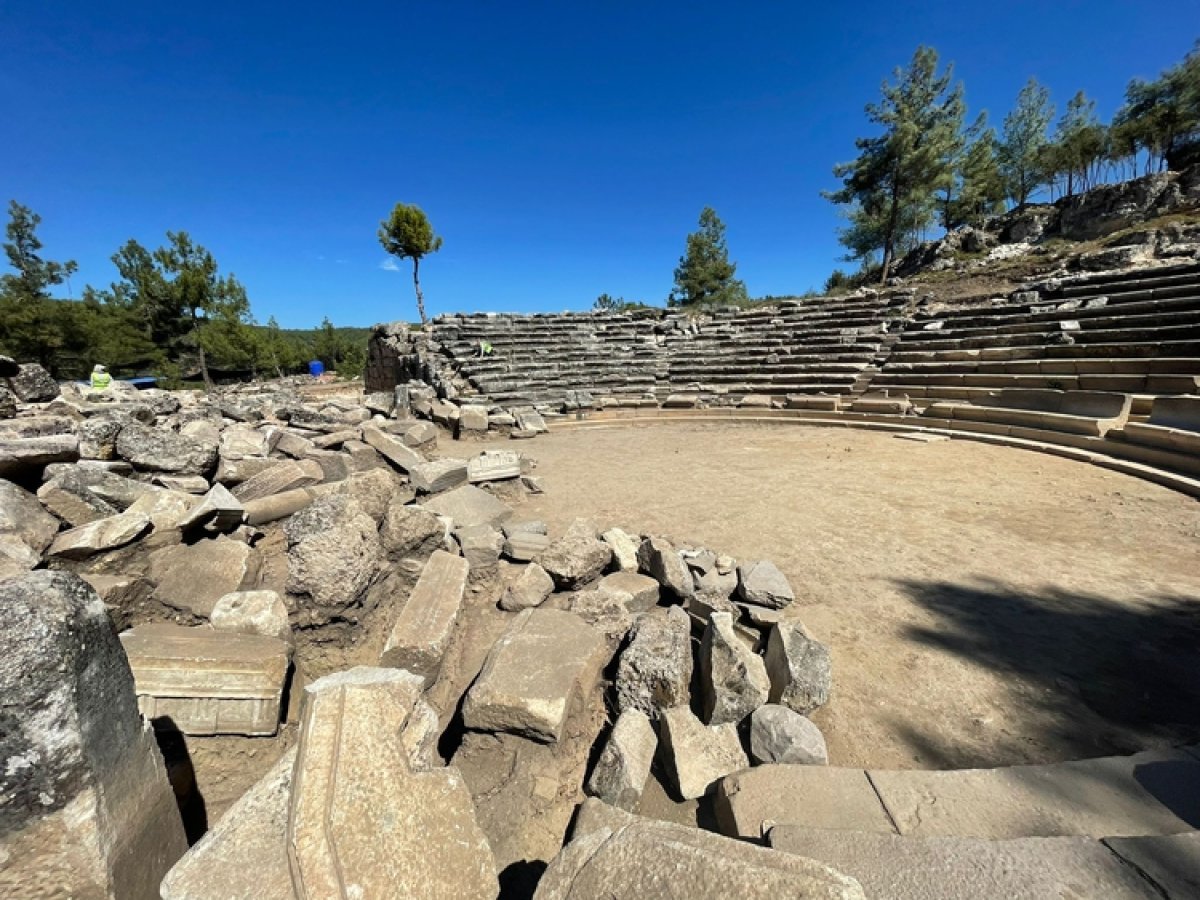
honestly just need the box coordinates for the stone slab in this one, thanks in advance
[463,608,608,743]
[420,484,512,528]
[770,827,1161,900]
[379,549,470,680]
[120,623,290,736]
[467,449,521,483]
[870,748,1200,839]
[1105,831,1200,898]
[714,765,895,839]
[659,706,748,800]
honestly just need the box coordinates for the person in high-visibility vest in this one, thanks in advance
[90,364,112,390]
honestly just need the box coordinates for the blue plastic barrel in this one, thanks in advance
[308,360,325,377]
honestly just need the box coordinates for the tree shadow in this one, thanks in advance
[151,716,208,844]
[893,577,1200,762]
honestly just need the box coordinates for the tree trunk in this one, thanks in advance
[197,342,213,391]
[412,257,428,326]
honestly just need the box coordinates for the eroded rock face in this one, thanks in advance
[700,611,770,726]
[615,606,693,720]
[0,571,186,899]
[116,422,218,475]
[540,518,612,589]
[285,494,381,618]
[8,362,60,402]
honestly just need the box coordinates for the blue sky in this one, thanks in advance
[2,2,1194,327]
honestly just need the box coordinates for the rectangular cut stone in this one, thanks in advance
[409,457,469,493]
[289,669,498,900]
[361,424,424,472]
[462,608,608,743]
[467,450,521,483]
[714,765,894,840]
[120,624,290,736]
[869,748,1200,839]
[420,484,512,528]
[380,549,470,680]
[231,459,323,502]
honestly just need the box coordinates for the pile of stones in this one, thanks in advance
[0,355,861,899]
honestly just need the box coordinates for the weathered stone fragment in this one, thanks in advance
[737,560,796,609]
[9,361,60,402]
[659,706,749,800]
[585,709,656,812]
[503,529,551,561]
[125,488,195,530]
[334,467,402,525]
[120,623,290,736]
[0,384,15,417]
[0,432,79,475]
[177,482,245,533]
[272,430,316,459]
[540,518,612,589]
[115,422,217,474]
[700,611,770,725]
[501,562,555,611]
[47,511,151,559]
[149,537,254,617]
[219,425,269,460]
[566,587,635,643]
[467,449,521,483]
[637,535,694,599]
[215,455,281,486]
[361,424,424,471]
[463,608,608,743]
[379,549,470,680]
[749,704,828,765]
[232,458,324,501]
[597,570,660,611]
[289,667,498,900]
[459,405,489,434]
[765,621,832,714]
[0,572,186,900]
[421,483,512,528]
[403,421,438,448]
[601,527,641,571]
[78,414,125,459]
[455,523,504,574]
[409,456,468,493]
[153,474,211,494]
[285,494,381,616]
[0,479,58,553]
[381,501,445,560]
[210,590,291,642]
[535,799,865,900]
[615,605,692,720]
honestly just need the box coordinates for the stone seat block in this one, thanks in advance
[120,624,290,736]
[380,549,470,680]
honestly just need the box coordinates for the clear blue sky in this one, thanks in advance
[2,2,1194,327]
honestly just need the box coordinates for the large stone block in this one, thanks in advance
[637,535,694,600]
[380,549,470,680]
[9,362,60,402]
[700,611,770,725]
[534,799,864,899]
[765,621,832,715]
[421,483,512,528]
[47,510,151,560]
[658,706,748,800]
[0,572,186,899]
[289,668,498,899]
[409,457,469,493]
[585,708,656,812]
[116,422,217,475]
[149,537,254,618]
[615,606,692,720]
[361,424,425,472]
[463,608,608,743]
[120,623,290,736]
[540,518,612,589]
[285,494,381,618]
[232,458,324,502]
[467,449,521,483]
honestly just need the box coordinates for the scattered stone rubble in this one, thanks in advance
[0,359,849,898]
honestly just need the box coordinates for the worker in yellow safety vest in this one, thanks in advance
[90,364,112,390]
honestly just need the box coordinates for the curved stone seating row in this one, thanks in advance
[923,389,1131,437]
[1118,396,1200,456]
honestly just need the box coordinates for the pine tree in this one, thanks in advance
[1044,91,1107,197]
[378,203,442,325]
[824,46,965,282]
[946,125,1006,229]
[998,78,1054,208]
[669,207,747,306]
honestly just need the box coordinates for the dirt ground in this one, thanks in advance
[498,421,1200,770]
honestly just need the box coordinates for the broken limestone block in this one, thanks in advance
[0,572,186,900]
[272,430,316,459]
[0,478,58,554]
[361,423,425,472]
[455,523,504,574]
[467,449,521,483]
[458,405,489,434]
[47,510,151,560]
[218,424,269,460]
[500,562,555,611]
[125,487,195,530]
[381,501,445,560]
[285,494,381,618]
[700,611,770,726]
[232,458,324,502]
[152,473,211,494]
[115,422,217,475]
[659,706,749,800]
[749,704,828,766]
[601,527,641,572]
[380,549,470,680]
[149,537,254,618]
[765,621,832,715]
[363,390,396,416]
[615,606,693,720]
[409,457,469,493]
[597,570,660,612]
[403,421,438,448]
[538,799,864,899]
[502,529,551,561]
[521,473,545,493]
[463,608,608,743]
[540,518,612,589]
[160,748,296,900]
[566,587,635,644]
[177,482,245,533]
[0,433,79,476]
[737,560,796,609]
[638,535,694,600]
[289,667,498,900]
[421,483,512,528]
[8,361,59,401]
[210,590,291,643]
[215,455,281,486]
[120,623,290,736]
[585,708,656,812]
[514,408,547,433]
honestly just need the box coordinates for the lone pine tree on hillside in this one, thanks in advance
[825,45,965,283]
[670,207,748,306]
[998,78,1054,208]
[379,202,442,326]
